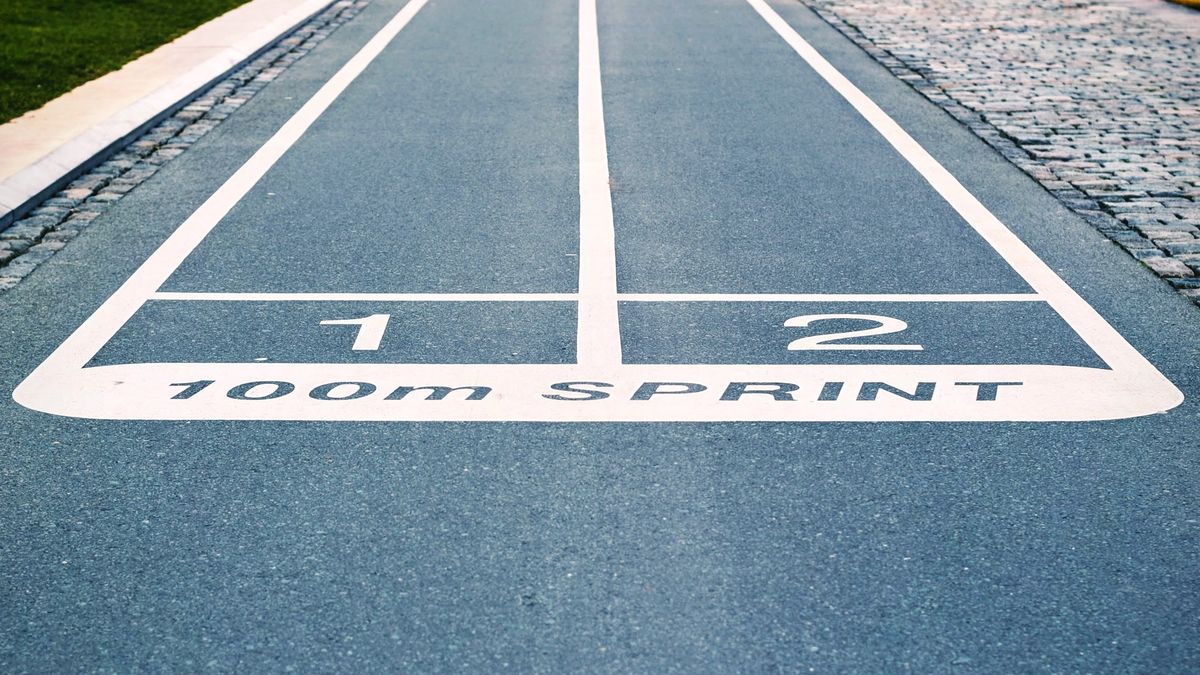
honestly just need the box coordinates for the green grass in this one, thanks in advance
[0,0,252,124]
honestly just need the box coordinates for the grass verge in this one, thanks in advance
[0,0,251,124]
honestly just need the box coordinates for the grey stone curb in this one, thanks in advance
[0,0,339,233]
[0,0,373,294]
[799,0,1200,308]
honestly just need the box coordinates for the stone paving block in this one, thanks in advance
[1162,241,1200,255]
[1128,247,1166,260]
[1151,232,1198,244]
[0,217,56,241]
[1101,230,1148,244]
[28,241,67,254]
[1,238,32,255]
[42,230,80,243]
[0,247,57,279]
[28,206,70,220]
[1138,224,1200,237]
[1144,257,1196,278]
[1168,277,1200,290]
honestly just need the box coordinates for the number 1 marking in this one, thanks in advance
[786,314,923,351]
[320,314,391,351]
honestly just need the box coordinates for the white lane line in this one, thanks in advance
[151,292,578,302]
[576,0,622,368]
[619,293,1045,303]
[151,292,1043,303]
[743,0,1160,373]
[29,0,433,372]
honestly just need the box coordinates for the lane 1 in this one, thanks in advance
[90,300,577,365]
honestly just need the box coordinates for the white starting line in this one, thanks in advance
[147,292,1046,303]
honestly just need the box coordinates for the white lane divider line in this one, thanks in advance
[149,292,1044,303]
[576,0,622,368]
[619,293,1046,303]
[743,0,1160,374]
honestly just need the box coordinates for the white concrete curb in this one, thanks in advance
[0,0,337,230]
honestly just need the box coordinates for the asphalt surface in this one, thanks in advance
[2,0,1198,671]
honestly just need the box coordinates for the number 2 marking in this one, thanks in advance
[785,314,923,351]
[320,314,391,351]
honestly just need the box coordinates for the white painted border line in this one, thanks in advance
[576,0,622,368]
[20,0,433,374]
[743,0,1161,374]
[620,293,1045,303]
[151,292,579,302]
[149,292,1042,302]
[13,0,1183,423]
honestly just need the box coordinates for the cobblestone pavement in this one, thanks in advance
[0,0,373,293]
[801,0,1200,306]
